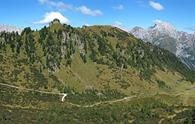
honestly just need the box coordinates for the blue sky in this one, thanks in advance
[0,0,195,32]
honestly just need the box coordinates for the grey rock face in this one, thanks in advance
[130,20,195,70]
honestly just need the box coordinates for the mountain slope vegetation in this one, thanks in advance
[0,20,195,123]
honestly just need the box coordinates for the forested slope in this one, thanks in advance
[0,19,195,123]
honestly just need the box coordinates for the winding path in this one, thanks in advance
[0,82,64,95]
[65,95,137,108]
[0,82,137,108]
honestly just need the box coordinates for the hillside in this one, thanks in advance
[0,20,195,123]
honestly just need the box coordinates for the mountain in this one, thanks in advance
[0,24,22,34]
[0,20,195,123]
[131,20,195,70]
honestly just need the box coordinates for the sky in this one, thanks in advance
[0,0,195,32]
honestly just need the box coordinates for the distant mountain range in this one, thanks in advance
[131,20,195,70]
[0,24,22,34]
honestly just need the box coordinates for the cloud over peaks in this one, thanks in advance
[35,12,70,24]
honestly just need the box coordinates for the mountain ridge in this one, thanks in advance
[131,20,195,70]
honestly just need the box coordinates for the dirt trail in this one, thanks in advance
[0,82,138,108]
[71,96,137,108]
[0,82,63,95]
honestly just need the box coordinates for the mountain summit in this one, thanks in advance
[149,20,177,38]
[131,20,195,69]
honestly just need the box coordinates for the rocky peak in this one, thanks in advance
[131,26,144,31]
[149,20,177,38]
[151,20,176,31]
[131,26,149,40]
[130,20,195,70]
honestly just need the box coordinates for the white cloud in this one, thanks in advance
[38,0,72,10]
[76,6,102,16]
[114,4,124,10]
[38,0,102,17]
[35,12,70,24]
[149,1,164,11]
